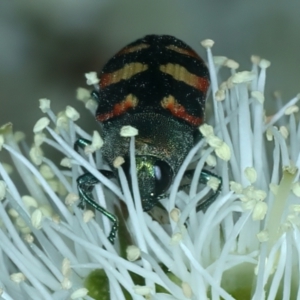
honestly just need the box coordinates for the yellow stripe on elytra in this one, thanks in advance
[100,63,148,88]
[159,63,208,92]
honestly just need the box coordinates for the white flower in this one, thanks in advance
[0,41,300,300]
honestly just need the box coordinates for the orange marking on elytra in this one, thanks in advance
[116,43,149,56]
[97,94,138,122]
[100,73,114,89]
[161,95,203,126]
[192,76,209,92]
[166,45,201,60]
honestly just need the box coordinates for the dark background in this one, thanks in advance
[1,1,300,137]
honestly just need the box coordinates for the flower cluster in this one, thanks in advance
[0,39,300,299]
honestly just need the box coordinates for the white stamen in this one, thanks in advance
[215,142,231,161]
[171,232,182,243]
[85,99,98,112]
[65,106,80,121]
[31,209,43,229]
[126,245,141,261]
[61,277,72,290]
[76,87,91,102]
[85,72,99,85]
[201,39,214,48]
[29,145,43,165]
[0,135,4,150]
[70,288,88,299]
[133,285,151,296]
[65,193,79,205]
[22,195,38,208]
[113,156,125,168]
[34,133,46,147]
[83,210,95,223]
[0,180,6,200]
[244,167,257,183]
[199,123,214,137]
[60,157,72,168]
[205,154,216,166]
[182,281,193,298]
[213,56,227,66]
[285,105,299,115]
[259,59,271,69]
[251,90,265,104]
[206,135,223,148]
[39,98,51,113]
[120,125,138,137]
[170,208,181,222]
[257,230,269,242]
[252,202,268,221]
[231,71,255,84]
[33,117,50,133]
[279,126,289,139]
[251,55,260,64]
[215,89,225,101]
[10,273,26,283]
[62,258,71,277]
[224,59,239,70]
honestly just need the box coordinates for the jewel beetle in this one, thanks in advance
[75,35,221,243]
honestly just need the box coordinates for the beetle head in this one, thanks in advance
[123,156,173,211]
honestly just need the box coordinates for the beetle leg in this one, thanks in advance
[77,172,118,244]
[74,138,92,151]
[91,90,100,102]
[182,169,222,212]
[197,170,222,211]
[74,138,118,243]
